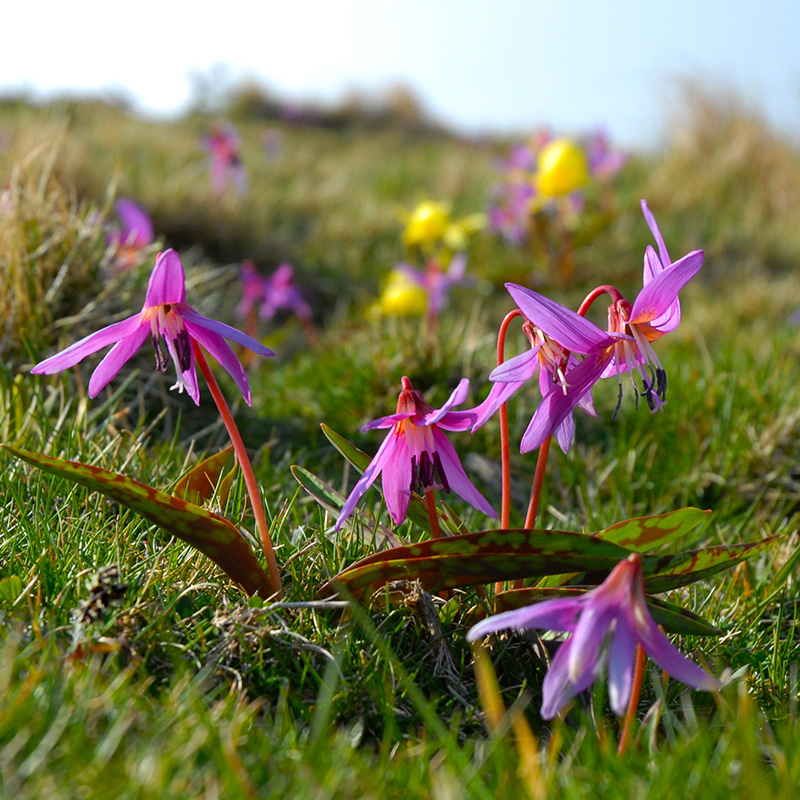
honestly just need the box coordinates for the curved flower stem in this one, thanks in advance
[496,309,524,530]
[424,488,443,539]
[193,342,283,598]
[577,284,623,317]
[617,644,646,755]
[495,309,523,595]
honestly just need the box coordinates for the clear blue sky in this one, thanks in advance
[4,1,799,146]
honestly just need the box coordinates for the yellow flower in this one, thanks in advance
[375,270,427,317]
[402,201,451,248]
[536,139,589,198]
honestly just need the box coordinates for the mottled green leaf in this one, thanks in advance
[324,528,633,598]
[489,587,722,636]
[3,445,271,596]
[174,445,236,506]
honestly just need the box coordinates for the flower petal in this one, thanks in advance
[184,322,252,405]
[115,198,153,246]
[467,379,525,432]
[178,305,275,356]
[31,315,144,375]
[640,199,671,271]
[466,596,585,642]
[607,613,637,716]
[87,324,150,396]
[381,434,412,525]
[506,283,618,353]
[335,430,399,531]
[567,600,616,685]
[145,250,186,307]
[541,637,598,719]
[629,250,703,327]
[520,350,612,453]
[432,428,495,517]
[489,348,541,383]
[417,379,470,426]
[633,601,720,691]
[363,412,413,431]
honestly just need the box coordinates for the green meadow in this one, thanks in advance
[1,85,799,798]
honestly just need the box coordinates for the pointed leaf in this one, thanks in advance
[174,445,236,506]
[321,422,372,472]
[290,465,403,548]
[3,445,270,596]
[323,528,633,598]
[489,587,722,636]
[640,536,785,592]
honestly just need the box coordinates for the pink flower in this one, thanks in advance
[335,377,496,530]
[31,249,273,405]
[202,123,247,195]
[468,553,720,719]
[237,262,311,322]
[396,254,468,315]
[107,198,154,270]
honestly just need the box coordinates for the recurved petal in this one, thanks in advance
[467,379,524,432]
[31,315,144,375]
[630,250,703,327]
[185,322,252,405]
[417,378,470,426]
[87,324,151,396]
[640,199,671,270]
[506,283,618,353]
[335,430,398,531]
[178,306,275,356]
[363,412,413,431]
[145,249,187,307]
[489,348,541,383]
[644,248,681,332]
[432,429,496,518]
[466,596,585,642]
[607,613,637,716]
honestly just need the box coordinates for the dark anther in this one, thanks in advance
[174,329,192,372]
[152,335,168,372]
[410,455,421,494]
[433,451,450,494]
[418,451,434,489]
[656,368,667,400]
[612,383,623,421]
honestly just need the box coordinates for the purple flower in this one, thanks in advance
[396,254,468,316]
[586,129,629,180]
[468,553,720,719]
[31,249,274,405]
[107,198,154,270]
[335,377,496,530]
[236,261,312,322]
[202,123,247,195]
[510,203,704,451]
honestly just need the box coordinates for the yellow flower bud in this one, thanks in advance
[536,139,589,198]
[402,201,451,248]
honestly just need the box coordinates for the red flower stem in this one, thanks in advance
[617,644,646,756]
[496,309,524,530]
[577,284,622,317]
[524,435,552,529]
[495,309,523,595]
[424,488,443,539]
[193,342,283,598]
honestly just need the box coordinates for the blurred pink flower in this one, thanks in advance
[236,261,311,322]
[107,198,154,270]
[202,123,247,195]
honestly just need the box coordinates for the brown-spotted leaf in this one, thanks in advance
[488,587,721,636]
[174,445,236,506]
[640,536,784,592]
[3,445,270,596]
[537,507,712,589]
[323,528,633,599]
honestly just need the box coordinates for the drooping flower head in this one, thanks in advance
[31,249,274,405]
[506,202,703,451]
[106,198,154,270]
[468,553,720,719]
[202,123,247,195]
[335,377,496,530]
